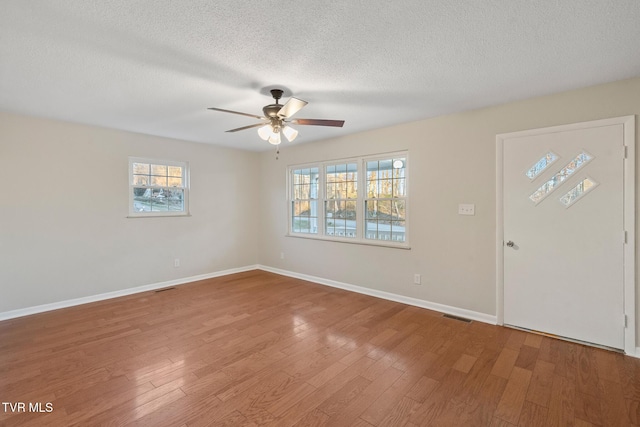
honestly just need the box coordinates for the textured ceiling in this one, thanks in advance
[1,1,640,151]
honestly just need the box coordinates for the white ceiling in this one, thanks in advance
[1,1,640,151]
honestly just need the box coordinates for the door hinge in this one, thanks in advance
[624,145,628,159]
[624,314,628,328]
[624,230,628,244]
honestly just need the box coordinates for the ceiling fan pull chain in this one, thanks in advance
[275,145,280,160]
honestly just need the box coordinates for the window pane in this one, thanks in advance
[325,201,335,236]
[293,200,309,216]
[132,187,152,212]
[325,200,356,238]
[378,199,393,218]
[309,181,318,198]
[167,188,184,211]
[326,182,336,199]
[168,166,183,177]
[393,160,405,178]
[135,187,184,212]
[365,199,378,239]
[367,157,406,200]
[365,199,405,241]
[133,163,149,175]
[347,180,357,198]
[391,221,406,242]
[132,175,149,186]
[367,161,379,181]
[367,180,376,198]
[366,199,377,218]
[151,193,169,211]
[335,181,346,199]
[377,179,392,198]
[292,199,317,234]
[393,178,406,197]
[168,177,183,187]
[326,163,357,201]
[293,184,306,199]
[292,168,318,200]
[151,164,168,176]
[152,176,168,186]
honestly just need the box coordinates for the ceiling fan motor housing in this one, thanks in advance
[263,104,282,118]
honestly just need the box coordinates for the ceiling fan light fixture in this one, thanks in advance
[257,124,272,141]
[282,125,298,142]
[268,131,281,145]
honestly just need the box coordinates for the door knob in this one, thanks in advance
[506,241,515,247]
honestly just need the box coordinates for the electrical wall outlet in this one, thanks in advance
[174,258,180,268]
[280,252,285,259]
[414,274,421,285]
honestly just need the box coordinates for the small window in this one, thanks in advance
[129,157,189,217]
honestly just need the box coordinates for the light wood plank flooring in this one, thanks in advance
[1,270,639,426]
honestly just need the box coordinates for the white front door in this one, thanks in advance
[499,117,634,350]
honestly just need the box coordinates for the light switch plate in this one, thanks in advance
[458,204,475,215]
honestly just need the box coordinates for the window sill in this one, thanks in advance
[127,213,192,218]
[286,233,411,250]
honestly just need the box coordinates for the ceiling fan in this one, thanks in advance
[208,89,345,145]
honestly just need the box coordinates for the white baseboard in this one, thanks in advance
[0,265,259,321]
[257,265,497,325]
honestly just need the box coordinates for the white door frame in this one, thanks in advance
[496,115,636,356]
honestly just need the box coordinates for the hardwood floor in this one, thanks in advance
[1,270,639,426]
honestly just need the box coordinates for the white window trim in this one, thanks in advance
[287,151,410,249]
[128,157,190,218]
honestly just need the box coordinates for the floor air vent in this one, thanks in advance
[442,314,472,323]
[155,287,176,293]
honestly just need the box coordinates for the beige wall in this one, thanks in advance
[258,77,640,326]
[2,77,639,341]
[0,113,260,312]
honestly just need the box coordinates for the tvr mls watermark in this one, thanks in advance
[2,402,54,413]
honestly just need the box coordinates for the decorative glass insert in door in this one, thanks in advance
[526,151,558,180]
[529,151,593,204]
[559,178,598,207]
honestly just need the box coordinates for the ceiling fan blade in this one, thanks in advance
[226,122,267,133]
[277,97,308,118]
[208,107,264,120]
[291,118,345,127]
